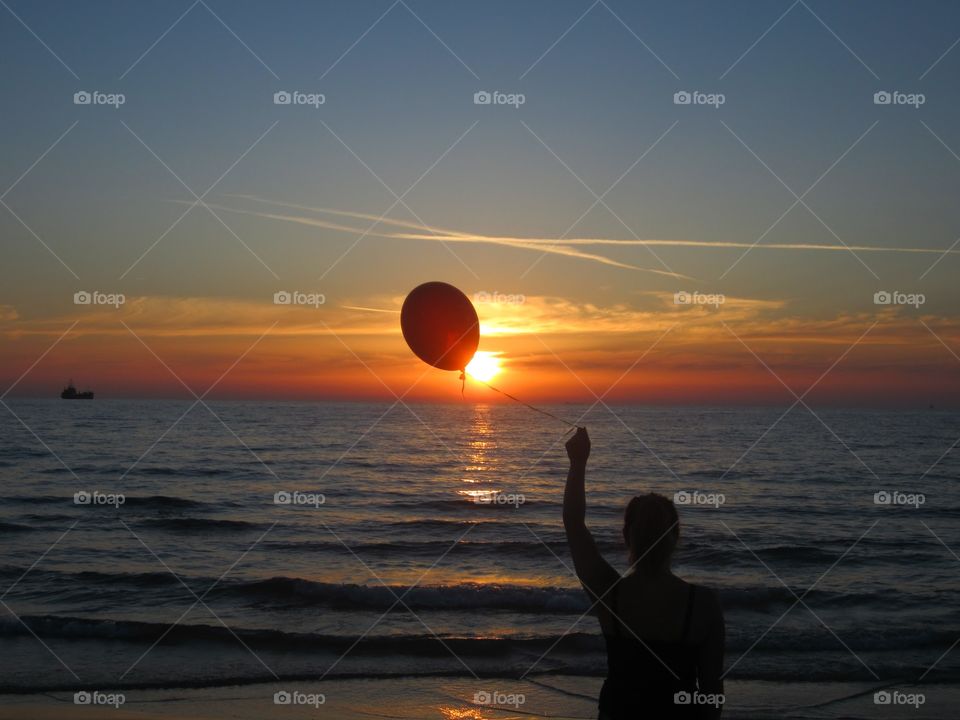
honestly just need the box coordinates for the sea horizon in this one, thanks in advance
[14,396,958,411]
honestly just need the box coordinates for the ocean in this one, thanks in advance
[1,400,958,702]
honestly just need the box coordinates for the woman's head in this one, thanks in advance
[623,493,679,573]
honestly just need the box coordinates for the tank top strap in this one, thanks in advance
[681,584,695,641]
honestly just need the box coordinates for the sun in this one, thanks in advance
[465,351,502,383]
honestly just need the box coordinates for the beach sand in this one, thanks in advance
[0,677,953,719]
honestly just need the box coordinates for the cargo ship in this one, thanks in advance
[61,381,94,399]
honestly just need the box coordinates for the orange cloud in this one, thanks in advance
[0,294,957,406]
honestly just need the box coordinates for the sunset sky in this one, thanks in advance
[2,0,959,405]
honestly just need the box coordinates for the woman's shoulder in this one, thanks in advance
[685,581,718,600]
[675,577,717,597]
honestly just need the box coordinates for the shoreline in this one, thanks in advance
[0,677,955,719]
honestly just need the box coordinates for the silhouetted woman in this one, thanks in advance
[563,427,725,719]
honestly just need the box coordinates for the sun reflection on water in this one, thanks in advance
[459,406,497,499]
[439,706,488,719]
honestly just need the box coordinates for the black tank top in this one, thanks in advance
[598,583,701,718]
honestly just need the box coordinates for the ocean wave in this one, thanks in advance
[0,614,600,653]
[386,497,555,512]
[265,538,599,558]
[0,447,49,459]
[214,577,926,614]
[137,517,262,531]
[0,567,932,615]
[133,466,230,477]
[0,494,213,510]
[0,522,33,533]
[1,613,955,659]
[1,567,179,585]
[223,577,590,612]
[122,495,212,508]
[37,464,111,475]
[384,518,503,529]
[0,569,589,612]
[21,513,77,522]
[1,495,69,505]
[261,536,942,569]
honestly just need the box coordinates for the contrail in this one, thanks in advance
[184,199,688,278]
[391,233,960,255]
[180,195,956,281]
[223,194,470,238]
[226,195,958,256]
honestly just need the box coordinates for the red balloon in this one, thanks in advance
[401,282,479,371]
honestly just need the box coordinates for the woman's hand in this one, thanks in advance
[565,427,591,467]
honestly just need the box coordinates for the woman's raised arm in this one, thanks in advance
[563,428,618,600]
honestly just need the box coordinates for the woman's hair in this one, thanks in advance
[623,493,680,571]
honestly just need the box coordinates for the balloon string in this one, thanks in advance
[472,378,579,428]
